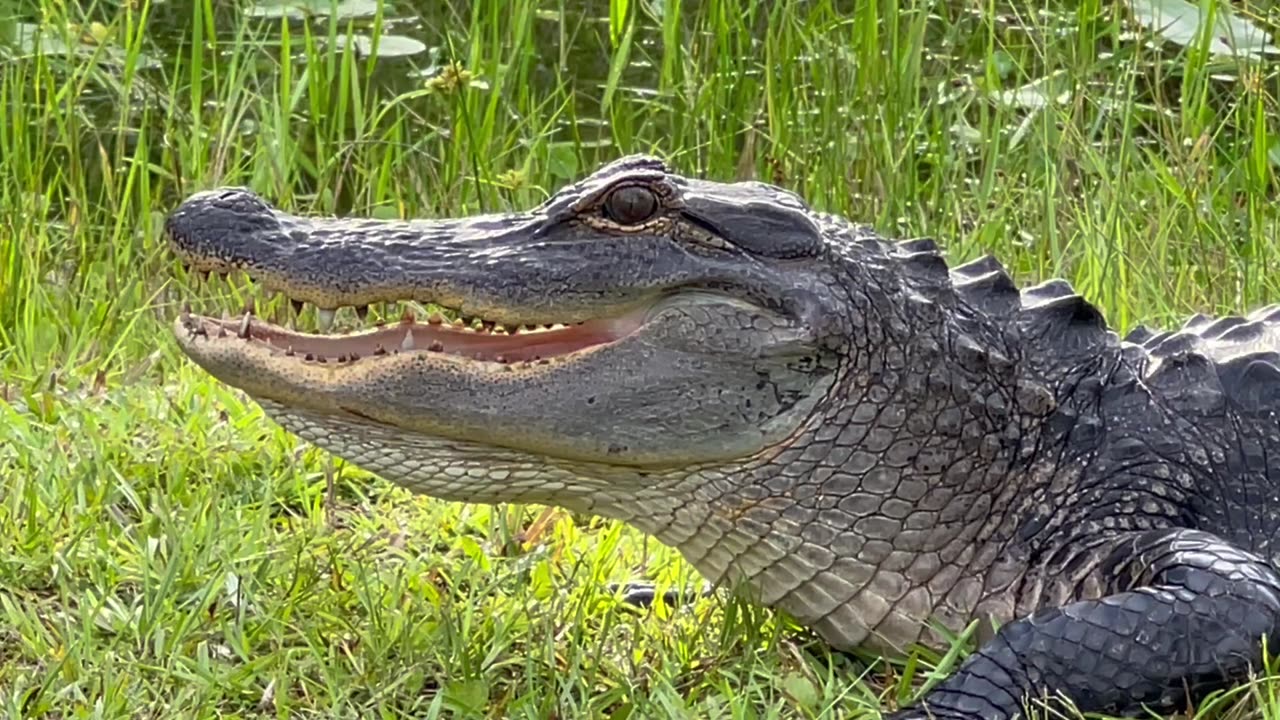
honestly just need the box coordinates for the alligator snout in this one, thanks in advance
[166,187,289,271]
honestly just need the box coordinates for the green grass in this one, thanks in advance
[2,0,1280,716]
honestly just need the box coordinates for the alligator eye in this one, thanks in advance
[603,185,659,225]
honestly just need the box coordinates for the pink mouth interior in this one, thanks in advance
[197,310,648,364]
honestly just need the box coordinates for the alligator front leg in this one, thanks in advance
[887,528,1280,719]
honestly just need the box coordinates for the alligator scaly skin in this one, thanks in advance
[165,156,1280,718]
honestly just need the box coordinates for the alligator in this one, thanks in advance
[163,155,1280,720]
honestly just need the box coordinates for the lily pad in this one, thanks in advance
[1125,0,1277,58]
[3,21,160,68]
[993,70,1073,110]
[332,33,426,58]
[245,0,382,20]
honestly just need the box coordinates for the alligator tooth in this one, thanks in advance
[337,354,348,363]
[243,298,256,316]
[349,351,360,361]
[285,346,295,356]
[304,352,315,361]
[401,329,416,351]
[427,312,445,325]
[427,340,444,352]
[452,318,466,328]
[317,308,336,332]
[238,313,252,339]
[373,344,387,356]
[400,307,416,324]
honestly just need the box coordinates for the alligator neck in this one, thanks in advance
[611,243,1130,654]
[615,317,1032,652]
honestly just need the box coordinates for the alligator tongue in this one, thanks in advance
[200,312,647,363]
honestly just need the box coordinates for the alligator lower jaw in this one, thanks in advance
[174,305,651,369]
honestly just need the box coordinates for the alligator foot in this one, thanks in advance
[608,581,715,608]
[890,528,1280,719]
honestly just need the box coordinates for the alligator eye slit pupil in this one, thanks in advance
[603,185,659,225]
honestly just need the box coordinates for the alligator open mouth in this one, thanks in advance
[178,299,651,368]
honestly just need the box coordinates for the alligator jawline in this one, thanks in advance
[179,307,650,366]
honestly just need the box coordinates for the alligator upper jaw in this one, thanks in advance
[161,185,664,325]
[162,181,683,380]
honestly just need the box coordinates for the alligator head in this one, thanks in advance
[166,154,850,474]
[165,155,1070,654]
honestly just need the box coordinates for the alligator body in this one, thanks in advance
[165,156,1280,719]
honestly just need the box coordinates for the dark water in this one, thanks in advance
[4,0,764,208]
[3,0,896,156]
[5,0,1274,220]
